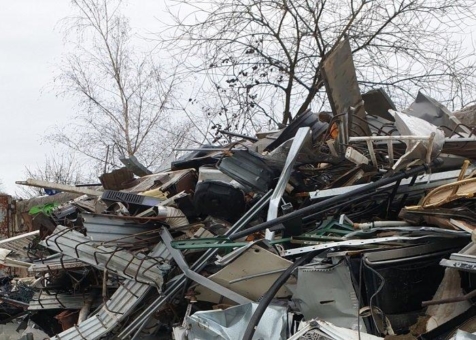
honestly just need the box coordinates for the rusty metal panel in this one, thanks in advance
[321,38,371,138]
[0,195,12,239]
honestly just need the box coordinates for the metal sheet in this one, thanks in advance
[124,169,196,194]
[196,245,294,302]
[362,88,396,122]
[29,253,86,273]
[287,319,383,340]
[160,227,251,305]
[293,259,365,332]
[120,155,152,177]
[453,330,476,340]
[283,235,456,257]
[185,303,287,340]
[42,226,164,288]
[50,242,170,340]
[404,91,456,137]
[29,292,101,310]
[321,38,370,138]
[82,213,161,243]
[116,191,273,339]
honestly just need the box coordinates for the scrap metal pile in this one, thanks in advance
[3,39,476,339]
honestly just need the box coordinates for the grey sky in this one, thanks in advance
[0,1,164,195]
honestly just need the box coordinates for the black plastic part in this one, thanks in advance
[218,150,277,193]
[193,181,246,222]
[101,190,160,207]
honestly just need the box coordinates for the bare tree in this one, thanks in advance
[52,0,194,172]
[17,153,93,198]
[165,0,476,131]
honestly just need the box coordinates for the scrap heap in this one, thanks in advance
[2,39,476,339]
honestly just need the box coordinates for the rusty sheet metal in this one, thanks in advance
[0,195,12,239]
[321,38,371,138]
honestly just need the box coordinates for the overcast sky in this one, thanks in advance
[0,1,164,195]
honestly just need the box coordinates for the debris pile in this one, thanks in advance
[2,38,476,339]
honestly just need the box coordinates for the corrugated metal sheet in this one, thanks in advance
[82,213,161,244]
[42,226,164,288]
[29,291,102,310]
[50,242,170,340]
[29,253,86,273]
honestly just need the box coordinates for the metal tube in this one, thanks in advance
[218,129,259,142]
[422,288,476,307]
[350,135,435,141]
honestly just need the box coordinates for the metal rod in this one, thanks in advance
[218,129,259,142]
[422,288,476,307]
[350,135,435,141]
[228,268,287,284]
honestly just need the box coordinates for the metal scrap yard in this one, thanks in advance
[1,36,476,339]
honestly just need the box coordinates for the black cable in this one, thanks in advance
[242,250,320,340]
